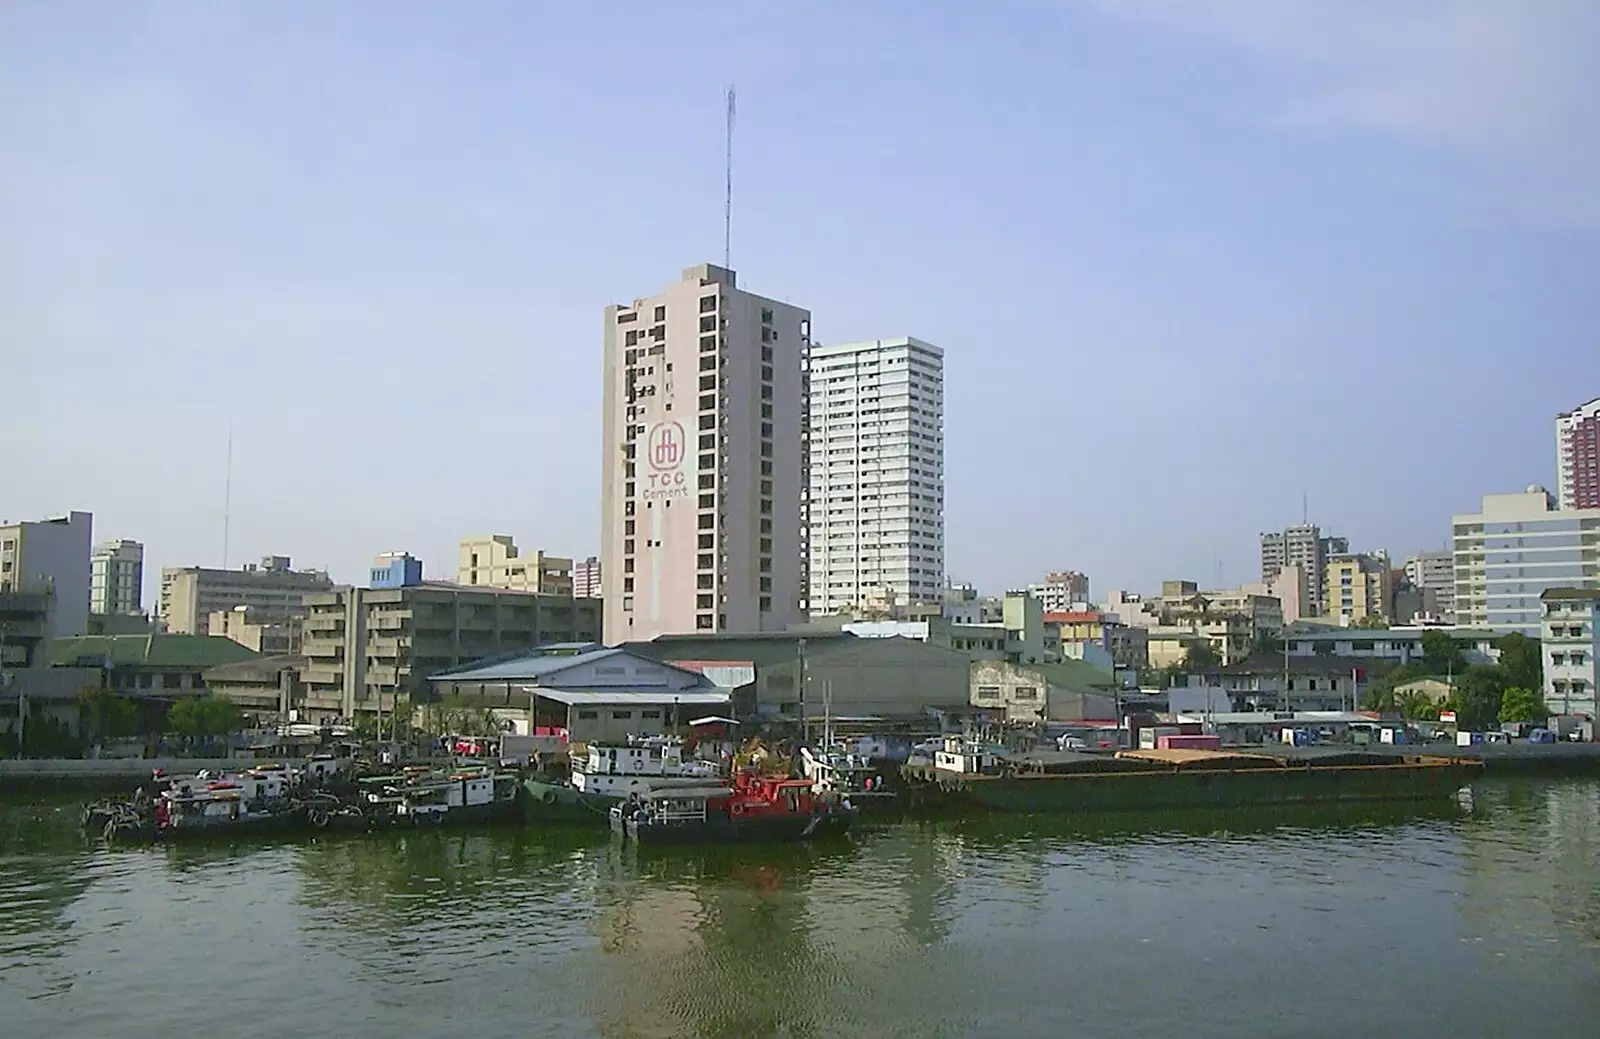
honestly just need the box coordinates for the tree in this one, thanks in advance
[1420,630,1464,675]
[1498,686,1547,725]
[1447,665,1506,731]
[1395,689,1441,722]
[167,696,243,737]
[1181,642,1221,674]
[1250,632,1284,657]
[1351,614,1389,630]
[1495,633,1543,692]
[78,687,139,744]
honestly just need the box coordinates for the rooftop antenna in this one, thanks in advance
[723,84,736,270]
[222,423,234,568]
[1301,489,1308,525]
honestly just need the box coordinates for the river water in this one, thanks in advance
[3,779,1598,1038]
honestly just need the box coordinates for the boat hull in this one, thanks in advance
[901,760,1480,814]
[611,808,856,845]
[520,778,620,824]
[106,808,307,843]
[322,796,521,831]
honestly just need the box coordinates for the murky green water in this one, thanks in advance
[3,780,1599,1038]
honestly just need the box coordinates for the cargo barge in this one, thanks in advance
[901,738,1482,814]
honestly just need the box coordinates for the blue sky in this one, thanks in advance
[3,0,1597,606]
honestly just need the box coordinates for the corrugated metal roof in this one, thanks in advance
[534,689,729,707]
[431,647,626,682]
[51,634,261,669]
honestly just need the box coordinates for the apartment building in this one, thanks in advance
[1325,553,1393,624]
[1402,551,1456,621]
[1453,486,1600,636]
[209,606,299,655]
[601,263,810,641]
[572,556,601,598]
[1556,397,1600,510]
[457,535,574,595]
[89,539,144,617]
[300,576,602,720]
[1027,570,1090,612]
[1541,588,1597,719]
[1242,563,1308,624]
[159,556,332,635]
[0,511,92,640]
[1260,524,1347,616]
[806,337,945,616]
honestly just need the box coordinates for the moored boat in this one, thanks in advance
[800,745,899,814]
[96,765,308,842]
[328,767,521,830]
[609,768,856,845]
[522,736,722,824]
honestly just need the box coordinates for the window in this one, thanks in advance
[699,355,716,371]
[760,537,772,554]
[623,558,634,573]
[698,474,714,489]
[624,520,635,535]
[761,422,772,438]
[698,493,714,509]
[625,329,640,346]
[698,593,714,609]
[616,312,636,324]
[698,553,714,569]
[623,577,634,592]
[624,481,634,497]
[761,326,773,343]
[760,460,772,475]
[760,518,772,533]
[759,577,772,592]
[761,307,773,324]
[761,403,772,419]
[699,414,715,430]
[699,374,715,391]
[699,453,714,469]
[641,710,662,720]
[700,315,717,332]
[759,596,772,612]
[760,499,772,515]
[653,305,666,321]
[698,514,714,529]
[1013,687,1038,701]
[700,295,717,313]
[577,710,599,720]
[623,539,634,554]
[976,686,1001,700]
[701,335,716,352]
[699,433,715,450]
[696,613,714,630]
[649,325,664,341]
[761,385,773,400]
[760,441,772,457]
[761,345,772,362]
[698,533,714,549]
[761,365,772,382]
[698,574,714,589]
[759,557,772,573]
[612,710,633,720]
[700,394,715,411]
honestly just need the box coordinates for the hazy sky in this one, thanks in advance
[4,1,1597,607]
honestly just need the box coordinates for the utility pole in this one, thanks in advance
[797,637,808,742]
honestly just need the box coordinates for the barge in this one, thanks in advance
[901,738,1482,814]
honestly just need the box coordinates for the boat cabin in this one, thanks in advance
[933,736,1005,775]
[397,770,513,817]
[573,737,718,795]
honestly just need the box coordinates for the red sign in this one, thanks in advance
[647,421,686,471]
[1439,710,1457,724]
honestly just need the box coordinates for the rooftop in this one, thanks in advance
[51,634,261,669]
[1541,587,1600,602]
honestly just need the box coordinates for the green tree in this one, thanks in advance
[167,696,243,737]
[1495,633,1543,692]
[78,687,139,744]
[1351,614,1389,630]
[1395,689,1441,721]
[1448,665,1506,731]
[1497,686,1547,725]
[1181,642,1221,674]
[1420,630,1464,675]
[1250,632,1284,657]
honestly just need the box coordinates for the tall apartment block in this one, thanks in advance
[1452,486,1600,636]
[806,337,945,616]
[159,555,333,635]
[457,535,574,596]
[1402,551,1456,621]
[90,539,144,617]
[1556,397,1600,510]
[1027,570,1090,613]
[1324,553,1393,623]
[0,510,92,640]
[572,557,601,599]
[1260,524,1347,616]
[601,264,809,641]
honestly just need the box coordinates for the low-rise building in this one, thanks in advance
[1218,655,1370,712]
[51,633,260,699]
[202,654,306,718]
[159,556,332,636]
[1541,588,1598,719]
[1026,570,1090,612]
[209,606,300,655]
[457,535,575,596]
[1283,627,1500,665]
[969,659,1119,724]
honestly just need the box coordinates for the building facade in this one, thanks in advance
[209,606,299,655]
[457,535,574,595]
[1452,487,1600,635]
[1556,397,1600,511]
[0,510,92,641]
[90,539,144,617]
[1540,588,1597,719]
[158,556,333,635]
[1403,551,1456,621]
[1324,552,1393,624]
[601,263,810,641]
[1027,570,1090,612]
[572,556,602,598]
[1260,525,1347,617]
[805,337,945,616]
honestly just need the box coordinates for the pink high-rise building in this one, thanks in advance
[601,264,810,641]
[572,557,601,600]
[1557,397,1600,510]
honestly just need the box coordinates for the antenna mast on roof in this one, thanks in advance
[724,85,736,270]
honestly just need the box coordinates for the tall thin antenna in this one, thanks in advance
[222,424,234,568]
[724,85,736,270]
[1301,489,1308,525]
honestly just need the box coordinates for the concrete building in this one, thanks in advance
[1261,525,1347,617]
[970,659,1119,724]
[806,337,945,616]
[1027,570,1090,612]
[1324,552,1393,624]
[1284,627,1501,665]
[572,556,602,599]
[1242,563,1308,625]
[209,606,299,655]
[1452,487,1600,636]
[1556,397,1600,511]
[159,556,332,636]
[300,569,602,722]
[601,263,810,641]
[1540,588,1597,719]
[51,633,259,700]
[0,511,92,641]
[457,535,574,595]
[1403,551,1456,622]
[90,539,144,617]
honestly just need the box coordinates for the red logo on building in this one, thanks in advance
[647,422,686,471]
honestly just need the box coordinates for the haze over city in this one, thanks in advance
[4,1,1597,603]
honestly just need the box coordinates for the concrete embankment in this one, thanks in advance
[1354,743,1600,776]
[0,758,244,792]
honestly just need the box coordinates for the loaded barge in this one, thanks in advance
[902,738,1481,814]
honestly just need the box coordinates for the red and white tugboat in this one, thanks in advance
[609,768,855,845]
[95,766,309,842]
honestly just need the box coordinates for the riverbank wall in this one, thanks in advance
[0,758,245,792]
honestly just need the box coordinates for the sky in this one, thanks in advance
[3,0,1598,608]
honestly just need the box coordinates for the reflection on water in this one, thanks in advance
[2,781,1599,1038]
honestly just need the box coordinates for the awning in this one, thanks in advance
[533,689,730,708]
[688,716,740,727]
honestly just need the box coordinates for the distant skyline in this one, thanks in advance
[3,2,1597,610]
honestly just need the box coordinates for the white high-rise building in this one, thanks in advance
[90,539,145,616]
[601,264,810,641]
[805,337,945,616]
[1453,486,1600,635]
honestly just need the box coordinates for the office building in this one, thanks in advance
[1260,524,1346,616]
[1324,552,1393,624]
[0,510,92,640]
[1026,570,1090,613]
[806,337,945,616]
[1452,486,1600,635]
[1556,397,1600,510]
[601,263,810,640]
[159,556,332,635]
[572,556,601,599]
[90,539,144,617]
[457,535,574,595]
[1540,588,1597,720]
[1403,551,1456,621]
[209,606,299,655]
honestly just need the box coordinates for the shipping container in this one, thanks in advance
[1157,734,1223,751]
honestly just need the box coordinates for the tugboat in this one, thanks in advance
[800,744,899,814]
[609,768,856,845]
[522,735,722,823]
[92,766,310,842]
[323,766,521,830]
